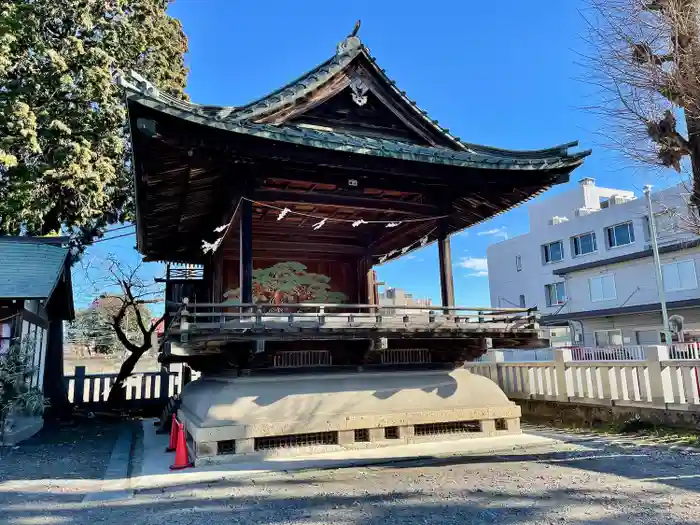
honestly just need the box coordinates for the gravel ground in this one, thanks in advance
[3,427,700,525]
[0,417,123,506]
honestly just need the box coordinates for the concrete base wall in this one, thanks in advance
[177,368,521,464]
[516,399,700,430]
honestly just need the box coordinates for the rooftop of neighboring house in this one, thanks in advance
[487,179,693,254]
[0,236,75,320]
[379,287,432,307]
[527,177,638,231]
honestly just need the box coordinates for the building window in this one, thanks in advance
[542,241,564,264]
[594,329,622,346]
[589,274,616,302]
[545,282,566,306]
[572,232,597,257]
[519,294,526,308]
[605,221,635,248]
[0,322,11,354]
[515,255,522,272]
[662,259,698,292]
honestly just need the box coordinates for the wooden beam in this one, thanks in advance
[252,188,439,215]
[239,198,253,303]
[438,222,455,311]
[252,241,364,255]
[251,162,448,197]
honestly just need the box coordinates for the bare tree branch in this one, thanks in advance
[582,0,700,206]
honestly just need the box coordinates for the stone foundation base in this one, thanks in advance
[178,368,521,465]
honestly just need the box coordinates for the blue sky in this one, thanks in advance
[73,0,682,310]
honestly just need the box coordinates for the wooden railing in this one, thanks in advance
[64,364,201,407]
[165,264,204,281]
[466,345,700,410]
[169,300,539,339]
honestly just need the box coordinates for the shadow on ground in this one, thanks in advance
[1,484,697,525]
[2,421,700,523]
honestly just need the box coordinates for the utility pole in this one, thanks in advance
[644,185,672,344]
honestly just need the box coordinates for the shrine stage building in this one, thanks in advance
[121,31,589,463]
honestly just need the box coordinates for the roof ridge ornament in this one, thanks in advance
[115,70,159,97]
[337,20,362,55]
[350,76,369,106]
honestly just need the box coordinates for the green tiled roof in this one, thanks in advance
[128,93,589,171]
[0,238,70,299]
[118,34,591,169]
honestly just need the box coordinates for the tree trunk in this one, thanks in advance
[106,349,146,407]
[686,114,700,207]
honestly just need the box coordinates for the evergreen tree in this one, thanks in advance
[0,0,188,251]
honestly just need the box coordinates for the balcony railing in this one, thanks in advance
[168,300,539,341]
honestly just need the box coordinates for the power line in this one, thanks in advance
[88,231,135,245]
[105,224,135,233]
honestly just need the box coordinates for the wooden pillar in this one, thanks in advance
[438,225,455,312]
[367,268,378,307]
[357,257,371,304]
[239,198,253,305]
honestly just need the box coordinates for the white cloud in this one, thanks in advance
[458,257,488,277]
[476,226,508,239]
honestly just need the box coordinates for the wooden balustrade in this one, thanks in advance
[168,300,539,339]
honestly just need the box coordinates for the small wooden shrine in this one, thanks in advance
[121,27,589,462]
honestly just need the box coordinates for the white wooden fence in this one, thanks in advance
[64,363,201,407]
[466,345,700,410]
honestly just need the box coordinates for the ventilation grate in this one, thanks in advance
[384,426,400,439]
[495,418,507,431]
[217,439,236,455]
[273,350,332,368]
[354,429,370,442]
[254,431,338,451]
[414,420,481,436]
[381,349,431,365]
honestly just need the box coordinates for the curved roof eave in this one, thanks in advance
[125,91,590,172]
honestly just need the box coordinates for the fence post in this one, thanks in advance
[159,364,171,400]
[486,350,505,389]
[644,345,670,407]
[554,348,572,401]
[180,297,189,343]
[73,366,86,406]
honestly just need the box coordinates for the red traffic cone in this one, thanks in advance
[169,421,193,470]
[165,414,178,452]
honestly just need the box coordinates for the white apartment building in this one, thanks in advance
[487,178,700,347]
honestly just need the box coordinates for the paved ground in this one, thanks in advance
[2,423,700,524]
[0,418,123,506]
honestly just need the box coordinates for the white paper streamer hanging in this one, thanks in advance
[312,218,327,230]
